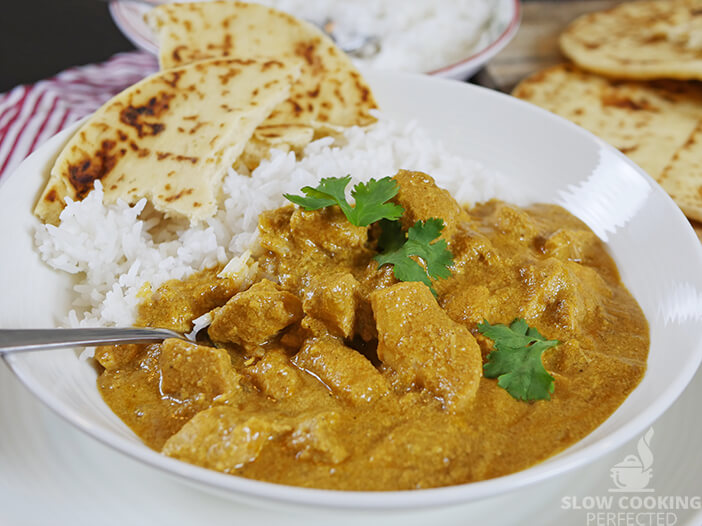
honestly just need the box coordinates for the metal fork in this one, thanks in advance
[0,328,187,354]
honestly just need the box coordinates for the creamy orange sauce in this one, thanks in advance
[96,170,648,490]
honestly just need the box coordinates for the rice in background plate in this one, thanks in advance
[255,0,501,73]
[34,113,520,329]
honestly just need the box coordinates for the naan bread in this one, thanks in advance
[512,64,702,180]
[658,121,702,221]
[145,1,378,166]
[560,0,702,81]
[237,125,314,172]
[35,58,301,225]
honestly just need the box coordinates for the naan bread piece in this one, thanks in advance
[658,121,702,221]
[512,64,702,179]
[236,125,314,172]
[145,1,377,166]
[560,0,702,81]
[35,58,301,224]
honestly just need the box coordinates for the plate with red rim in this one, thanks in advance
[1,70,702,510]
[108,0,521,80]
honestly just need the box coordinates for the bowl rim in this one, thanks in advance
[107,0,522,77]
[4,71,702,510]
[428,0,521,77]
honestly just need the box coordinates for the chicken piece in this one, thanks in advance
[289,206,368,256]
[257,205,370,292]
[208,279,303,347]
[300,316,334,338]
[293,336,389,405]
[519,257,611,336]
[159,338,240,404]
[244,348,302,400]
[392,170,467,239]
[448,223,501,272]
[441,284,523,331]
[288,411,349,464]
[302,272,360,338]
[526,203,609,269]
[162,407,291,471]
[371,282,482,412]
[137,267,240,332]
[491,202,538,241]
[258,206,295,258]
[94,344,142,371]
[353,262,398,342]
[540,228,613,278]
[277,314,338,349]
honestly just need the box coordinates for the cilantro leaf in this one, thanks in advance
[283,176,404,227]
[283,175,351,213]
[478,318,560,402]
[377,218,406,253]
[374,218,454,295]
[349,178,405,226]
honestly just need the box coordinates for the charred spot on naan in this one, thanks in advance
[66,139,123,199]
[159,70,184,89]
[600,92,660,112]
[294,38,325,73]
[35,57,302,224]
[119,93,173,138]
[145,1,378,169]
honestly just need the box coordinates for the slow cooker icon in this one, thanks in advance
[609,427,655,493]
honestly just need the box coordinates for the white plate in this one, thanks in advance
[108,0,521,80]
[2,71,702,510]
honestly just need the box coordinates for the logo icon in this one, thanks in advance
[609,427,654,493]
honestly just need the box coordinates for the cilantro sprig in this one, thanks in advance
[284,178,560,403]
[284,175,404,227]
[284,176,454,293]
[374,218,453,296]
[478,318,560,402]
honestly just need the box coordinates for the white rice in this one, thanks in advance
[254,0,502,73]
[35,113,519,329]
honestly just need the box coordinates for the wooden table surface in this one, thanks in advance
[481,0,628,92]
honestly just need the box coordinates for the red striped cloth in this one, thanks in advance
[0,51,158,180]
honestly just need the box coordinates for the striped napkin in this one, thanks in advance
[0,51,158,180]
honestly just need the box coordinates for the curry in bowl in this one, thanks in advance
[94,170,648,490]
[26,0,648,494]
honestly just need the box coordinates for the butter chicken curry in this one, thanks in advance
[95,170,648,490]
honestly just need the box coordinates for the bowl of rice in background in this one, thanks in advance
[109,0,521,79]
[2,69,702,511]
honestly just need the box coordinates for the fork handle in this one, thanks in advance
[0,328,181,354]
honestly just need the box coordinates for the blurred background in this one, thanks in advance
[0,0,626,93]
[0,0,134,93]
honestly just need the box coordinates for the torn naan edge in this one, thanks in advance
[512,64,702,180]
[35,57,301,224]
[145,1,378,168]
[658,121,702,222]
[236,125,314,172]
[560,0,702,81]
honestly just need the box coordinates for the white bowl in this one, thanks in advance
[2,71,702,510]
[108,0,520,80]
